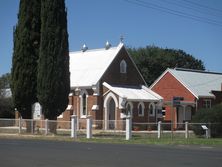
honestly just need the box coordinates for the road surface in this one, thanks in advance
[0,139,221,167]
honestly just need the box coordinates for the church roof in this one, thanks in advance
[103,82,163,102]
[69,43,124,88]
[150,68,222,98]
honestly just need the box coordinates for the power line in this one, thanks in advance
[161,0,222,18]
[182,0,222,14]
[124,0,222,27]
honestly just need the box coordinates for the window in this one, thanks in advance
[138,102,144,117]
[149,103,155,116]
[120,60,127,73]
[203,99,211,108]
[80,90,88,117]
[126,102,133,116]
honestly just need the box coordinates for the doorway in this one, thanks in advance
[108,98,116,129]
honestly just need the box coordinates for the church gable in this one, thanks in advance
[101,46,146,86]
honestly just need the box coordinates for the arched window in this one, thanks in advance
[138,102,144,117]
[126,102,133,116]
[80,90,88,117]
[149,103,155,116]
[120,60,127,74]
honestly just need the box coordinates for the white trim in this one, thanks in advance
[66,105,73,110]
[103,92,118,130]
[99,43,124,84]
[142,85,163,100]
[149,68,169,89]
[138,102,144,117]
[149,68,199,99]
[125,47,148,86]
[126,102,133,117]
[57,113,63,118]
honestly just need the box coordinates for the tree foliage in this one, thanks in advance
[0,73,11,97]
[128,46,205,86]
[192,103,222,137]
[37,0,70,120]
[11,0,41,119]
[0,74,14,118]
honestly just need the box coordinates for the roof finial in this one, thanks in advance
[120,35,124,44]
[81,44,88,52]
[105,41,112,50]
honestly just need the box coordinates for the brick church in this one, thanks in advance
[59,42,163,129]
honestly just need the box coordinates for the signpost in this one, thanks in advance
[171,96,184,139]
[173,96,184,106]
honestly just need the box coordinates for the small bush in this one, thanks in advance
[192,103,222,137]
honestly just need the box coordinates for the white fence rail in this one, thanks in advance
[0,117,215,140]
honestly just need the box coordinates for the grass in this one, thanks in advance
[0,132,222,146]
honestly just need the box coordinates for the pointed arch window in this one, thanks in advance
[149,103,155,116]
[80,90,88,118]
[126,102,133,116]
[120,60,127,74]
[138,102,144,117]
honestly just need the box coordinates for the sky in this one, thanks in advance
[0,0,222,76]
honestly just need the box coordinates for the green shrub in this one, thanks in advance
[192,103,222,137]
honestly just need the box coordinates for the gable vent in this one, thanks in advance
[81,44,88,52]
[105,41,111,50]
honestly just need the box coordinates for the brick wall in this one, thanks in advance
[101,47,145,86]
[152,72,196,101]
[151,71,196,122]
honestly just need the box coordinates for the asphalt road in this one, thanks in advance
[0,139,221,167]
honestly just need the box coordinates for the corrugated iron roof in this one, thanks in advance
[103,82,162,101]
[69,43,124,88]
[169,68,222,98]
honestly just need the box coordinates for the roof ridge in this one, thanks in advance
[69,43,122,54]
[174,68,222,75]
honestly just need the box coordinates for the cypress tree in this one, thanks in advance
[37,0,70,122]
[11,0,41,120]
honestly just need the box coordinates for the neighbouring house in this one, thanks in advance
[150,68,222,128]
[59,42,163,129]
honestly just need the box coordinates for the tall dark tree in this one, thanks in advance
[128,46,205,86]
[37,0,70,122]
[11,0,41,119]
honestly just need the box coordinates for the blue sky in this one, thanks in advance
[0,0,222,76]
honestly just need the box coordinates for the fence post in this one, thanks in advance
[158,121,161,139]
[71,115,77,138]
[45,119,48,135]
[86,116,92,139]
[126,115,132,140]
[19,117,22,134]
[185,122,189,139]
[31,119,34,134]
